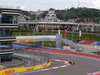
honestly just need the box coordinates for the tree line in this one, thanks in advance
[40,7,100,23]
[21,7,100,23]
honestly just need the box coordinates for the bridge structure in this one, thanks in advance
[18,21,100,32]
[14,34,82,51]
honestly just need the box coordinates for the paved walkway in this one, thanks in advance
[77,44,100,53]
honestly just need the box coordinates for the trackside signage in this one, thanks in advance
[5,69,15,74]
[27,68,34,71]
[0,62,51,75]
[43,65,48,68]
[14,39,35,43]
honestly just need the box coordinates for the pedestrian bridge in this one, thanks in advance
[14,35,82,50]
[14,35,56,43]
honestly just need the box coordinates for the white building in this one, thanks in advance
[44,8,59,22]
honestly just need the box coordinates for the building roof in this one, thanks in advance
[0,5,20,10]
[49,8,54,10]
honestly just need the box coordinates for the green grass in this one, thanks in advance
[13,30,100,42]
[13,30,100,47]
[91,52,97,54]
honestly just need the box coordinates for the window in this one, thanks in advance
[1,15,13,23]
[0,30,12,37]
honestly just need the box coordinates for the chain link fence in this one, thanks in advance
[13,48,51,67]
[0,48,51,70]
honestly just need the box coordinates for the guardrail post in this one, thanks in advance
[38,41,44,47]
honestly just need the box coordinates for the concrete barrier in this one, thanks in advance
[0,62,51,75]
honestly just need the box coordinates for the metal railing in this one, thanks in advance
[13,48,51,68]
[0,48,51,70]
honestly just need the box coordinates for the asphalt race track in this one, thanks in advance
[12,52,100,75]
[12,44,100,75]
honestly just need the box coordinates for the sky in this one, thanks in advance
[0,0,100,11]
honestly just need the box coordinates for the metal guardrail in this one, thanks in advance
[0,47,51,70]
[5,56,24,68]
[13,48,51,68]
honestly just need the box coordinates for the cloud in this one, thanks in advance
[0,0,99,10]
[92,0,100,9]
[34,0,94,2]
[20,6,26,10]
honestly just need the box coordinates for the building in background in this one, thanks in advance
[44,8,58,22]
[0,5,21,62]
[40,8,60,30]
[31,10,44,16]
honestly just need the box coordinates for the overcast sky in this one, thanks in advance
[0,0,100,11]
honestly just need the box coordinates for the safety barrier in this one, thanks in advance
[13,48,51,67]
[14,39,35,43]
[0,62,51,75]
